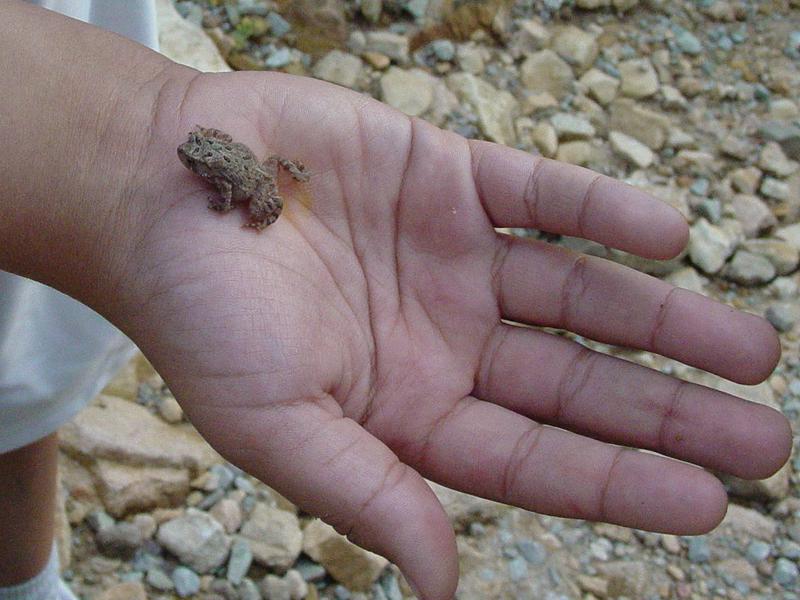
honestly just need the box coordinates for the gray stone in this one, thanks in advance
[266,12,291,37]
[146,568,174,591]
[96,522,144,559]
[295,559,327,582]
[759,141,799,177]
[239,503,302,569]
[172,567,201,598]
[302,519,388,592]
[430,39,455,62]
[284,569,309,600]
[729,166,762,195]
[239,578,262,600]
[760,176,791,200]
[776,222,800,249]
[360,0,382,23]
[665,267,707,295]
[446,73,519,145]
[774,558,799,587]
[724,250,776,285]
[687,537,711,563]
[552,25,598,72]
[261,574,291,600]
[618,58,659,98]
[312,51,363,88]
[226,537,253,585]
[380,67,434,117]
[265,48,293,69]
[365,31,409,63]
[740,238,799,275]
[520,49,575,99]
[688,218,737,274]
[550,113,595,140]
[579,68,619,105]
[531,122,558,158]
[674,27,703,54]
[609,131,654,168]
[759,120,800,160]
[730,194,777,238]
[745,540,772,563]
[721,503,779,541]
[766,303,798,332]
[516,539,547,565]
[156,508,231,573]
[555,140,595,166]
[608,98,671,149]
[455,43,485,74]
[87,509,115,533]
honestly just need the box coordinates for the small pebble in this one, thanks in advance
[172,566,201,598]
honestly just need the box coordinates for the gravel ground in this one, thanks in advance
[58,1,800,598]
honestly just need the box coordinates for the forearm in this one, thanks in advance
[0,1,185,308]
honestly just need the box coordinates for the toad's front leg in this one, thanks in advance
[208,179,234,212]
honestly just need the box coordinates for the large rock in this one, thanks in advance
[239,503,303,569]
[59,395,219,473]
[156,0,230,72]
[380,67,434,117]
[157,508,231,573]
[447,73,519,145]
[93,459,190,517]
[302,520,388,591]
[520,49,575,99]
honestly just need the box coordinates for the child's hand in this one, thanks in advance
[105,71,789,599]
[0,6,789,595]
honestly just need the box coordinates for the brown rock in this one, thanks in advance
[59,394,219,473]
[210,498,243,534]
[100,360,138,401]
[93,459,190,517]
[608,98,671,150]
[284,0,348,56]
[240,503,303,569]
[302,520,388,591]
[98,582,147,600]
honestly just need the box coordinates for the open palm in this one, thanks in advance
[113,70,790,599]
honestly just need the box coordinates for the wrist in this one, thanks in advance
[0,1,193,314]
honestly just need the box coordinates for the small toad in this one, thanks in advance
[178,126,310,230]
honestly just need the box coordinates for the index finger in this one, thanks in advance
[470,140,689,260]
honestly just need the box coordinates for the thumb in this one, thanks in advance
[205,397,459,600]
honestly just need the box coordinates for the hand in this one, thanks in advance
[110,70,790,599]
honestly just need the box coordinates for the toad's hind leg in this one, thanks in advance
[246,178,283,230]
[267,155,311,182]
